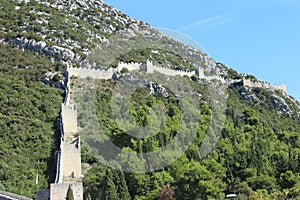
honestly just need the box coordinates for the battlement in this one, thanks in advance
[141,60,195,77]
[242,77,287,93]
[67,60,288,95]
[68,67,115,80]
[117,62,142,72]
[49,67,83,200]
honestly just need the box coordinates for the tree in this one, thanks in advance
[102,169,119,200]
[114,170,131,200]
[66,185,74,200]
[158,185,175,200]
[120,67,129,74]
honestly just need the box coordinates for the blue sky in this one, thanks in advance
[104,0,300,100]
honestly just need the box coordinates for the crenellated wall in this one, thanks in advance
[117,62,142,72]
[242,77,287,93]
[141,60,195,77]
[196,66,226,84]
[67,60,287,94]
[49,65,83,200]
[68,67,114,79]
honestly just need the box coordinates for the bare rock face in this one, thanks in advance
[6,38,76,61]
[145,81,169,97]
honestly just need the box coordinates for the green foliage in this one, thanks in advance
[1,1,300,200]
[52,73,63,82]
[102,170,119,200]
[108,48,196,71]
[0,46,63,198]
[66,185,74,200]
[226,67,243,79]
[158,185,175,200]
[120,67,129,74]
[83,165,130,200]
[82,77,300,199]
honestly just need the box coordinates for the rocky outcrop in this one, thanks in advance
[145,81,169,97]
[5,38,76,62]
[272,94,293,115]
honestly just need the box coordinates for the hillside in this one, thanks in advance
[0,0,300,199]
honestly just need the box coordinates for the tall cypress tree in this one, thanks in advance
[66,185,74,200]
[102,169,119,200]
[114,170,131,200]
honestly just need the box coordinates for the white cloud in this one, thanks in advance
[179,14,234,30]
[208,18,234,28]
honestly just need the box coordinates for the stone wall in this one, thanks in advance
[50,183,83,200]
[117,62,141,72]
[67,61,287,94]
[243,78,287,93]
[196,66,226,84]
[142,60,195,77]
[50,65,83,200]
[68,67,114,79]
[55,150,62,183]
[61,138,82,179]
[61,104,77,139]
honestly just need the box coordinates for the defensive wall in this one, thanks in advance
[46,64,83,200]
[141,60,195,77]
[50,183,83,200]
[242,77,287,93]
[67,60,287,94]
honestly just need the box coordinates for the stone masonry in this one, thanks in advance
[47,64,83,200]
[68,60,287,94]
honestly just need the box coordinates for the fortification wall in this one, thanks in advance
[144,60,195,77]
[196,66,226,84]
[50,65,83,200]
[50,183,83,200]
[68,67,114,79]
[269,84,287,92]
[61,104,77,137]
[55,150,62,183]
[52,60,287,200]
[61,138,81,178]
[243,78,287,93]
[117,62,141,72]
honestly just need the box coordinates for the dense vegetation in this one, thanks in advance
[0,44,63,198]
[78,78,300,200]
[1,0,300,199]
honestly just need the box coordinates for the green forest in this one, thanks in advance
[0,44,63,198]
[0,0,299,199]
[79,77,300,200]
[0,44,299,200]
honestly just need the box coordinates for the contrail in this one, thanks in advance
[179,15,229,30]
